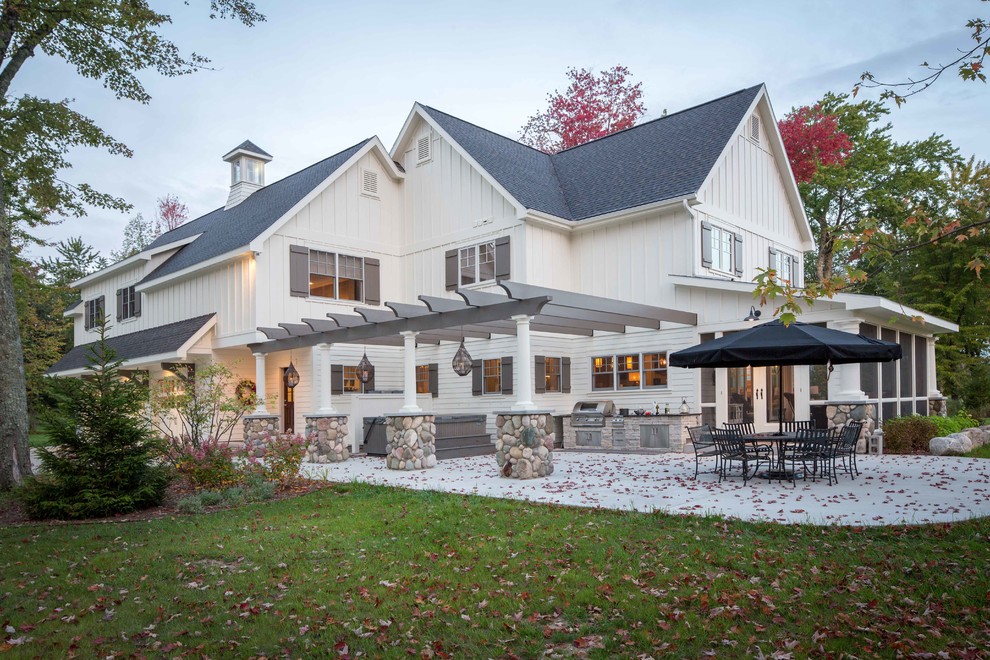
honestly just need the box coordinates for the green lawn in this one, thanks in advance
[966,444,990,459]
[1,484,988,657]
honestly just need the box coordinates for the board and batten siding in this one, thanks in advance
[73,255,255,346]
[398,118,521,301]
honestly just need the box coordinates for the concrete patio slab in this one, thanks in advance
[301,451,990,526]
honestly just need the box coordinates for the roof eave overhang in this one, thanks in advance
[135,248,251,292]
[525,194,697,232]
[71,233,204,288]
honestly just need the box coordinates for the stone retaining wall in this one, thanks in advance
[304,414,349,463]
[385,414,437,470]
[495,412,554,478]
[242,414,279,455]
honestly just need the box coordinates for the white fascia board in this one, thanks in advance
[222,147,273,162]
[248,138,399,253]
[176,314,219,354]
[834,294,959,333]
[70,233,204,288]
[671,274,759,295]
[525,195,696,233]
[695,86,816,250]
[399,104,528,218]
[134,248,250,292]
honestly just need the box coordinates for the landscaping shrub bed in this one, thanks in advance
[883,412,980,454]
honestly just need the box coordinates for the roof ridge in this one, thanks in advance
[552,84,765,155]
[152,137,374,244]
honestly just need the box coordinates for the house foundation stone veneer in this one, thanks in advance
[825,401,876,452]
[304,414,350,463]
[929,397,948,417]
[242,414,279,454]
[495,411,554,479]
[385,414,437,470]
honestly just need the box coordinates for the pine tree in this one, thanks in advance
[20,317,170,519]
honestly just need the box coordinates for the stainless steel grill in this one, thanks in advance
[570,400,616,428]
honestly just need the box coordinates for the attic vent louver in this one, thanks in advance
[361,169,379,197]
[417,134,432,163]
[750,115,760,142]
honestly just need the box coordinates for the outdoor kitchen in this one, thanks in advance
[561,400,701,452]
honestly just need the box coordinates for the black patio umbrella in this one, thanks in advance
[669,319,901,434]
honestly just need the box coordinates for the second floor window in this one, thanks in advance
[84,296,105,331]
[771,249,797,286]
[710,225,734,273]
[459,241,496,286]
[118,285,139,321]
[309,250,364,302]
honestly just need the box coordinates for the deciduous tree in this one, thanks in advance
[0,1,264,490]
[155,193,188,234]
[519,65,646,154]
[777,105,853,184]
[110,213,157,261]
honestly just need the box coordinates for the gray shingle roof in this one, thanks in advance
[47,313,216,374]
[140,139,371,285]
[229,139,273,158]
[421,84,763,221]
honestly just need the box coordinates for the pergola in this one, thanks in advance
[246,281,697,415]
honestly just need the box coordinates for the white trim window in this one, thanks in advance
[592,352,669,391]
[772,249,797,286]
[459,241,496,286]
[711,225,734,274]
[483,358,501,394]
[415,365,430,394]
[545,357,562,393]
[84,297,105,331]
[119,285,138,321]
[309,250,364,302]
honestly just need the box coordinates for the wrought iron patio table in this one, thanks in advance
[744,432,799,481]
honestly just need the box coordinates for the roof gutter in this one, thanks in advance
[525,194,697,233]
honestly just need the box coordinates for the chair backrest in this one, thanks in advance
[711,427,745,454]
[688,424,714,447]
[841,420,864,447]
[795,427,838,453]
[781,420,815,432]
[723,421,756,436]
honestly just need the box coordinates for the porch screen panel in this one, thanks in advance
[899,332,913,399]
[881,401,897,423]
[914,336,927,399]
[881,328,897,398]
[916,399,928,416]
[859,323,879,399]
[900,400,914,416]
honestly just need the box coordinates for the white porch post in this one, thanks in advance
[511,314,536,412]
[317,342,337,414]
[827,319,866,401]
[399,331,422,413]
[927,336,942,398]
[253,352,268,413]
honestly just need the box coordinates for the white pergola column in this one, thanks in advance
[511,314,536,412]
[253,352,268,413]
[317,342,338,414]
[399,331,421,413]
[827,319,866,401]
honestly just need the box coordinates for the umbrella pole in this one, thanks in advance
[777,366,784,436]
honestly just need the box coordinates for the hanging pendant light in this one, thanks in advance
[452,338,473,377]
[357,351,374,384]
[284,359,300,389]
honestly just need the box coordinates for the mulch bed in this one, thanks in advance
[0,478,334,527]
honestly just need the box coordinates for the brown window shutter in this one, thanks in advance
[428,363,439,398]
[471,361,482,396]
[445,249,458,290]
[331,364,343,395]
[501,356,513,395]
[562,357,572,394]
[534,355,546,394]
[116,289,123,321]
[733,233,744,277]
[701,221,713,268]
[133,289,142,317]
[364,257,381,305]
[289,245,310,297]
[495,236,511,281]
[84,301,91,330]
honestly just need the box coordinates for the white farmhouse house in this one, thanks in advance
[50,84,956,459]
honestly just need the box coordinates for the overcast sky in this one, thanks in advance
[16,0,987,260]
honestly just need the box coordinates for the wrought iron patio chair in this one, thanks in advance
[687,424,719,479]
[781,428,839,486]
[723,421,756,436]
[836,421,864,479]
[710,427,765,484]
[780,420,815,432]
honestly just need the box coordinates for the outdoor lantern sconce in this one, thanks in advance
[451,338,473,376]
[744,305,762,322]
[284,360,300,389]
[357,351,374,384]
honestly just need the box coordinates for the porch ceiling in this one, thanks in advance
[247,280,697,355]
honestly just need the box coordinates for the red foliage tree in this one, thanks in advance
[520,65,646,154]
[155,194,189,234]
[778,105,854,184]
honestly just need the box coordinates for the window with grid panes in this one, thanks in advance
[483,358,501,394]
[617,354,641,389]
[592,356,615,390]
[85,297,104,330]
[416,365,430,394]
[711,225,734,273]
[309,250,363,301]
[642,352,668,388]
[545,357,561,393]
[120,285,138,320]
[459,241,496,286]
[342,366,363,393]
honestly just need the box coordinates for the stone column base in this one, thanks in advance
[243,414,280,454]
[929,397,947,417]
[824,401,876,452]
[495,411,554,478]
[304,414,349,463]
[385,414,436,470]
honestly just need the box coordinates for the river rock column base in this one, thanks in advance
[495,411,554,479]
[304,414,349,463]
[385,414,437,470]
[242,414,280,455]
[825,401,876,452]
